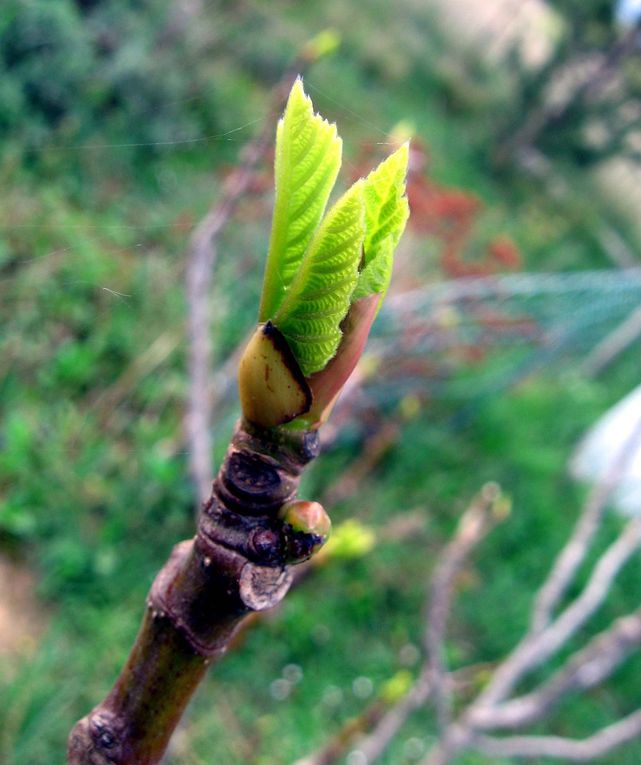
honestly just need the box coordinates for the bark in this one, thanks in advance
[68,419,323,765]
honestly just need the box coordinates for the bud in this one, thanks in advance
[238,322,312,428]
[279,500,331,562]
[301,29,341,62]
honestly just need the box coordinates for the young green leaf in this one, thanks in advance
[354,142,409,301]
[273,180,366,376]
[259,78,342,322]
[352,235,394,300]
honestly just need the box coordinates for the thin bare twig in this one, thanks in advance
[580,305,641,377]
[304,664,490,765]
[474,708,641,761]
[185,132,272,504]
[470,608,641,730]
[334,485,506,765]
[419,417,641,765]
[426,483,506,730]
[595,225,640,269]
[321,421,399,505]
[532,517,641,657]
[477,515,641,709]
[352,667,432,765]
[291,485,505,765]
[291,698,390,765]
[421,722,471,765]
[531,416,641,634]
[91,331,182,426]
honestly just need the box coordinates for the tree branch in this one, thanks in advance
[470,608,641,730]
[292,483,505,765]
[185,131,273,504]
[414,410,641,765]
[580,305,641,377]
[354,667,432,765]
[474,709,641,761]
[292,698,392,765]
[426,483,507,730]
[68,420,324,765]
[531,416,641,635]
[476,515,641,709]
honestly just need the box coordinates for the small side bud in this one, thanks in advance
[279,500,331,563]
[279,500,331,538]
[301,29,341,62]
[380,670,414,703]
[238,322,312,428]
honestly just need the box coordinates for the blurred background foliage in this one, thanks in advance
[1,0,641,763]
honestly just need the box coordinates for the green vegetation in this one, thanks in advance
[240,80,408,431]
[258,80,407,377]
[1,1,640,764]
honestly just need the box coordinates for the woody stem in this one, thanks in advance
[67,421,321,765]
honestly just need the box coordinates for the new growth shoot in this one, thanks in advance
[68,77,408,765]
[239,78,409,429]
